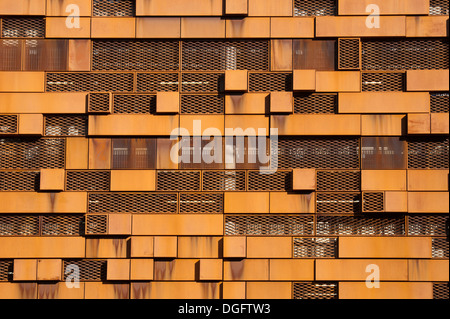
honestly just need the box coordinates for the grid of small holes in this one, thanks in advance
[0,138,65,169]
[157,171,201,191]
[66,171,110,191]
[432,238,449,259]
[182,40,268,71]
[430,0,449,15]
[248,170,291,191]
[181,95,224,114]
[363,192,384,212]
[88,93,110,112]
[316,193,361,214]
[0,171,39,191]
[294,94,336,114]
[225,215,314,236]
[93,0,134,16]
[362,72,404,91]
[362,39,449,70]
[408,215,448,236]
[0,215,39,236]
[137,73,179,92]
[202,170,246,191]
[339,39,360,69]
[293,282,338,299]
[294,0,336,16]
[249,73,292,92]
[63,260,106,281]
[430,93,449,113]
[113,94,156,114]
[93,40,179,71]
[0,260,13,281]
[85,215,107,234]
[1,18,45,38]
[0,115,17,134]
[316,170,360,192]
[41,215,84,236]
[88,193,178,213]
[433,283,449,299]
[44,115,87,136]
[181,73,223,93]
[316,215,405,236]
[275,138,360,170]
[46,73,134,92]
[293,238,337,258]
[407,137,449,169]
[179,193,223,213]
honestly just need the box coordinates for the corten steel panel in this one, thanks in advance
[385,191,408,213]
[18,114,44,135]
[339,237,432,258]
[224,192,269,214]
[154,236,178,258]
[316,16,406,37]
[0,72,44,92]
[181,18,226,38]
[154,259,197,280]
[0,238,85,258]
[0,192,87,213]
[46,0,92,16]
[293,40,336,71]
[270,92,293,113]
[135,0,223,16]
[269,259,314,281]
[180,115,224,136]
[0,93,87,114]
[224,115,269,135]
[246,282,291,299]
[88,139,110,169]
[130,236,154,258]
[271,18,315,38]
[108,214,132,235]
[408,192,449,213]
[110,170,155,191]
[199,259,223,281]
[156,92,180,114]
[107,259,130,281]
[408,170,449,191]
[293,69,316,91]
[222,282,246,299]
[37,259,62,281]
[248,0,292,16]
[315,71,361,92]
[226,18,271,38]
[338,282,433,299]
[85,238,127,258]
[338,0,429,15]
[66,137,89,169]
[157,138,178,169]
[408,260,450,282]
[292,168,316,190]
[223,236,246,258]
[91,18,136,38]
[136,18,181,38]
[271,114,361,135]
[46,18,91,38]
[431,113,450,134]
[68,40,91,71]
[0,0,46,15]
[361,170,407,191]
[407,70,450,92]
[361,115,406,136]
[0,283,37,299]
[130,259,154,281]
[130,282,221,299]
[40,169,65,191]
[223,259,269,281]
[132,215,224,236]
[38,282,85,299]
[177,236,222,258]
[225,70,249,92]
[406,16,449,37]
[225,93,268,114]
[316,259,408,281]
[338,92,430,113]
[246,237,292,258]
[84,282,130,299]
[13,259,37,281]
[225,0,248,15]
[269,192,315,214]
[271,40,292,71]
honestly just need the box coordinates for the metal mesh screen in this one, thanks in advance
[202,170,246,191]
[85,215,108,235]
[113,94,156,114]
[248,170,291,191]
[41,214,84,236]
[157,171,201,191]
[293,237,337,258]
[0,171,39,191]
[0,260,13,281]
[0,215,40,236]
[179,193,223,213]
[249,72,292,92]
[362,72,404,91]
[137,73,179,92]
[408,215,448,236]
[338,38,360,70]
[66,171,110,191]
[294,94,336,114]
[293,282,338,299]
[1,18,45,38]
[316,170,360,192]
[362,192,384,212]
[0,115,18,134]
[63,259,106,281]
[316,192,361,214]
[430,93,449,113]
[44,115,88,136]
[407,137,449,169]
[294,0,336,16]
[181,73,223,93]
[433,282,449,299]
[181,95,224,114]
[88,93,111,113]
[88,193,178,213]
[46,73,134,92]
[430,0,450,15]
[93,0,134,16]
[432,238,449,259]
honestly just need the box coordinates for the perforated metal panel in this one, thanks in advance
[1,18,45,38]
[362,72,404,91]
[41,214,84,236]
[44,115,88,136]
[0,39,22,71]
[430,93,449,113]
[23,39,68,71]
[338,38,360,70]
[249,72,292,92]
[93,0,134,16]
[248,170,291,191]
[202,170,246,191]
[0,138,65,169]
[294,0,336,16]
[432,238,449,259]
[157,171,201,191]
[0,171,39,191]
[0,215,39,236]
[85,214,108,235]
[407,137,449,169]
[179,193,223,213]
[88,93,111,113]
[66,171,110,191]
[0,260,13,281]
[362,192,384,213]
[46,72,134,92]
[137,73,179,92]
[93,40,179,71]
[63,259,106,281]
[293,282,338,299]
[88,193,178,213]
[181,95,224,114]
[182,40,268,71]
[408,215,448,236]
[294,94,336,114]
[362,137,407,170]
[362,39,449,70]
[316,170,360,192]
[433,282,449,299]
[316,193,361,214]
[181,73,223,93]
[225,214,314,236]
[113,94,156,114]
[316,215,405,236]
[293,237,337,258]
[430,0,450,15]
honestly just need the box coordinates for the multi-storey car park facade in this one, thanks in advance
[0,0,448,300]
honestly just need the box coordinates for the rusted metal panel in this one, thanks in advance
[136,18,181,38]
[89,138,111,169]
[130,259,154,281]
[199,259,223,280]
[223,236,246,258]
[85,238,127,258]
[37,259,62,281]
[407,170,449,191]
[269,192,315,214]
[292,168,316,190]
[0,0,46,15]
[247,237,292,258]
[293,39,336,71]
[130,236,154,258]
[406,16,449,37]
[407,70,449,91]
[154,259,197,280]
[0,283,37,299]
[181,18,226,38]
[108,214,132,235]
[132,215,224,235]
[107,259,130,281]
[136,0,223,16]
[271,18,315,38]
[131,282,221,299]
[408,192,449,213]
[408,260,449,281]
[18,114,44,135]
[223,259,269,281]
[361,170,407,191]
[38,282,85,299]
[0,72,45,92]
[222,282,246,299]
[84,282,130,299]
[0,93,87,114]
[177,236,222,258]
[154,236,178,258]
[338,0,429,15]
[226,18,271,38]
[0,192,87,213]
[13,259,37,281]
[40,169,65,191]
[269,259,314,281]
[91,18,136,38]
[224,192,269,214]
[0,238,85,258]
[361,137,407,170]
[339,282,432,299]
[246,282,291,299]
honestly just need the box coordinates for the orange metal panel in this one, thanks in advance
[384,191,408,213]
[406,16,449,37]
[269,192,315,214]
[339,237,432,258]
[130,236,154,258]
[136,18,181,38]
[0,238,85,258]
[271,18,315,38]
[156,92,180,114]
[46,0,92,16]
[85,238,127,258]
[270,92,293,113]
[199,259,223,281]
[0,72,44,92]
[226,18,271,38]
[13,259,37,281]
[66,138,89,170]
[293,168,316,191]
[222,282,246,299]
[40,169,65,191]
[18,114,43,135]
[0,93,87,114]
[271,40,292,71]
[223,236,246,258]
[157,138,178,169]
[361,115,405,136]
[248,0,292,16]
[407,170,449,191]
[91,18,136,38]
[179,115,224,136]
[293,69,316,91]
[135,0,223,16]
[225,0,248,15]
[407,70,449,92]
[0,192,87,213]
[46,17,91,38]
[107,259,130,281]
[338,92,430,113]
[84,282,129,299]
[223,259,269,281]
[108,214,132,235]
[315,71,360,92]
[0,0,46,15]
[154,236,178,258]
[431,113,450,134]
[361,170,407,191]
[131,282,221,299]
[269,259,314,281]
[225,70,249,92]
[316,16,406,37]
[37,259,62,281]
[0,283,37,299]
[68,40,91,71]
[88,138,111,169]
[408,260,449,282]
[246,282,291,299]
[224,192,269,214]
[338,0,429,15]
[38,282,85,299]
[247,237,292,258]
[224,115,269,135]
[339,282,432,299]
[130,259,154,281]
[177,236,222,258]
[316,259,408,281]
[154,259,197,280]
[408,192,449,213]
[181,18,226,38]
[110,170,155,192]
[225,93,268,114]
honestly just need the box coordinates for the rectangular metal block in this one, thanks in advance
[224,192,269,214]
[339,282,432,299]
[408,260,449,282]
[408,192,449,213]
[223,259,269,281]
[246,282,291,299]
[406,16,449,37]
[130,259,154,281]
[226,18,271,38]
[0,283,37,299]
[154,259,197,280]
[225,70,248,92]
[407,70,449,91]
[46,17,91,38]
[269,259,314,281]
[46,0,92,16]
[248,0,292,16]
[315,71,361,92]
[431,113,450,134]
[222,282,246,299]
[225,93,268,114]
[271,40,292,71]
[181,18,226,38]
[38,282,85,299]
[271,18,315,38]
[84,282,129,299]
[225,0,248,15]
[107,259,130,281]
[293,168,316,190]
[407,170,449,191]
[224,115,269,135]
[0,192,87,213]
[385,191,408,213]
[338,0,429,15]
[37,259,62,281]
[247,237,292,258]
[130,282,221,299]
[110,170,155,191]
[136,0,223,16]
[270,92,293,113]
[0,0,46,15]
[154,236,178,258]
[13,259,37,281]
[157,138,178,169]
[68,40,91,71]
[0,93,87,114]
[269,192,315,214]
[293,69,316,91]
[66,138,89,169]
[223,236,246,258]
[40,169,65,191]
[136,18,181,38]
[156,92,180,114]
[85,238,127,258]
[89,138,111,169]
[199,259,223,281]
[91,18,136,38]
[177,236,222,258]
[0,238,85,258]
[108,214,132,235]
[0,72,45,92]
[130,236,154,258]
[180,115,224,136]
[361,170,407,191]
[361,115,405,136]
[18,114,43,135]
